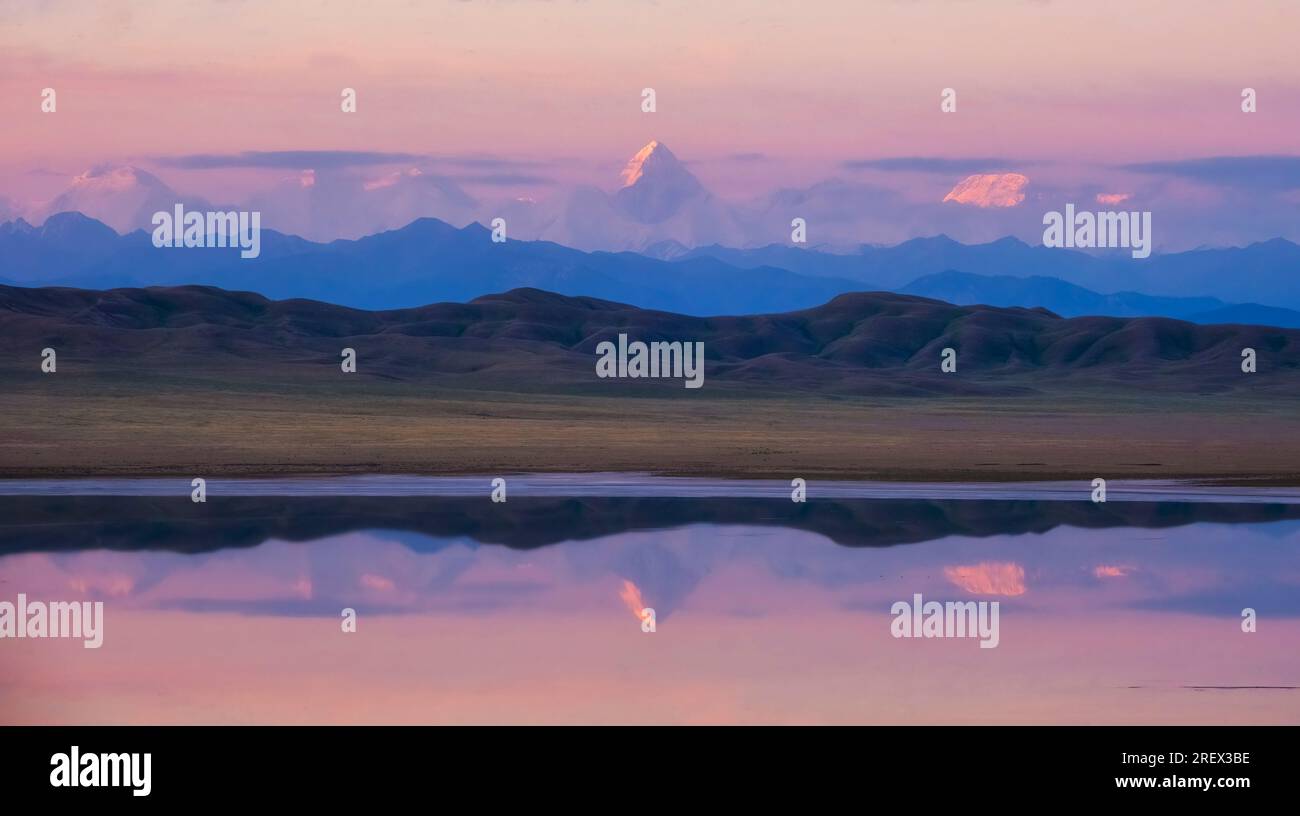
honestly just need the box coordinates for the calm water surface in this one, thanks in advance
[1,476,1297,724]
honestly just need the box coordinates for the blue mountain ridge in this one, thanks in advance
[2,212,1297,325]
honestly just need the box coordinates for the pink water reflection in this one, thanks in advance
[2,521,1297,724]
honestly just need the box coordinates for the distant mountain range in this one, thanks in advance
[15,141,1300,253]
[9,141,990,251]
[0,212,856,314]
[898,270,1300,328]
[3,283,1297,396]
[3,210,1299,323]
[673,235,1300,311]
[5,495,1297,557]
[8,143,781,249]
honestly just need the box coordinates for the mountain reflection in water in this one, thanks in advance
[1,491,1297,725]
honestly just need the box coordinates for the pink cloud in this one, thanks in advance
[944,562,1026,596]
[1096,192,1132,205]
[360,573,396,592]
[68,574,135,597]
[1093,565,1133,579]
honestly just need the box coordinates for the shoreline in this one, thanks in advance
[4,472,1300,499]
[2,468,1300,487]
[3,462,1300,487]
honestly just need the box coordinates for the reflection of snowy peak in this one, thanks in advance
[40,165,201,233]
[613,141,705,224]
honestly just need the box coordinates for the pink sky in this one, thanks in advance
[3,0,1299,196]
[2,1,1299,251]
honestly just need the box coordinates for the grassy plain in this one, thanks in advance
[3,369,1298,483]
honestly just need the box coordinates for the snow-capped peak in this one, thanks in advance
[69,164,167,193]
[39,164,189,233]
[612,141,706,224]
[620,140,663,187]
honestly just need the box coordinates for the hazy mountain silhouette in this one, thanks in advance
[4,212,1300,318]
[899,270,1300,327]
[0,213,852,315]
[3,495,1298,556]
[681,235,1300,310]
[1187,303,1300,328]
[34,165,212,234]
